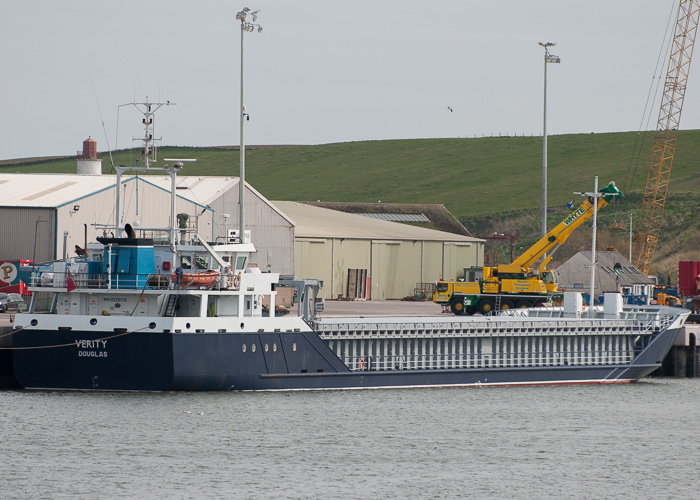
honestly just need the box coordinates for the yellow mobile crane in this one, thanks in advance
[434,181,623,315]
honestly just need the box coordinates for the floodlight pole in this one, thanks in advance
[539,42,560,259]
[236,7,262,243]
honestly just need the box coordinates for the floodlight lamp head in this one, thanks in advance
[538,41,556,47]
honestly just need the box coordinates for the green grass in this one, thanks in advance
[3,130,699,279]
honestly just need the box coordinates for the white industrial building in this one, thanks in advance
[273,201,484,300]
[0,173,294,275]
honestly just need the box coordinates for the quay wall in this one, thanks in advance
[654,325,700,378]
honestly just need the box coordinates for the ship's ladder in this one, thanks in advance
[494,294,502,313]
[162,294,179,317]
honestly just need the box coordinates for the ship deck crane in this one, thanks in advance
[633,0,700,275]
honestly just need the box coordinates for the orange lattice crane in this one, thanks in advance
[633,0,700,275]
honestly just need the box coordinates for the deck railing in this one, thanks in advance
[30,272,171,290]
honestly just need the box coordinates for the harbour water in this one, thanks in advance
[1,379,699,499]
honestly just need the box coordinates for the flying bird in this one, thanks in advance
[447,106,453,112]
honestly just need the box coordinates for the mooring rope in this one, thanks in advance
[0,325,26,339]
[0,326,149,350]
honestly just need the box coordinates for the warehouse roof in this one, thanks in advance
[0,173,295,227]
[0,173,120,207]
[304,201,472,236]
[273,201,482,242]
[143,175,238,207]
[0,173,240,209]
[0,173,241,209]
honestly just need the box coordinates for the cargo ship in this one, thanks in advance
[9,103,688,391]
[10,177,688,391]
[10,237,689,390]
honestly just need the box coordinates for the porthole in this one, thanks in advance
[264,344,269,352]
[251,344,256,352]
[240,322,245,329]
[273,343,277,352]
[186,323,191,329]
[31,319,38,327]
[242,344,247,353]
[90,318,97,326]
[292,343,297,352]
[149,322,156,329]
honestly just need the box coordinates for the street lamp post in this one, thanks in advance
[236,7,262,243]
[538,42,560,245]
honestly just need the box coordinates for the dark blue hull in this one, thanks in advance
[12,324,681,391]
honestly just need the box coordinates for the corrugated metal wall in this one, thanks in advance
[0,207,55,262]
[332,239,371,299]
[294,237,483,300]
[296,239,332,292]
[208,187,294,275]
[441,242,480,282]
[422,241,445,282]
[371,241,411,299]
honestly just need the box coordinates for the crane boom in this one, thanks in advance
[633,0,700,275]
[504,181,622,273]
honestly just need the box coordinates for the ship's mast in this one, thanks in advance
[114,98,176,233]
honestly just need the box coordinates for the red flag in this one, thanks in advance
[66,271,77,292]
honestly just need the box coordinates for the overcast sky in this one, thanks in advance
[1,1,695,160]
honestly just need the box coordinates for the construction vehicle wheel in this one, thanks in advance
[515,299,531,308]
[465,306,477,316]
[479,298,495,315]
[450,300,465,315]
[501,299,515,310]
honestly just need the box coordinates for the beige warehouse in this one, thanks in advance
[273,201,484,300]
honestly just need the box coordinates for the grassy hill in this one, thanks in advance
[2,130,699,281]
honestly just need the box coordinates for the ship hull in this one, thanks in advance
[12,324,682,392]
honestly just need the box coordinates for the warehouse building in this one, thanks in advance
[0,155,481,301]
[0,173,294,275]
[273,201,484,300]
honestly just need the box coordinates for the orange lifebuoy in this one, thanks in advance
[359,358,365,370]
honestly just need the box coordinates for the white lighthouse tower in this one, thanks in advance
[76,137,102,175]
